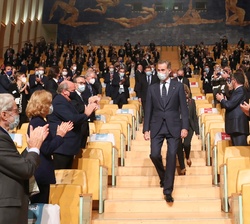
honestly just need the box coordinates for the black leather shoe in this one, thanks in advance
[164,194,174,203]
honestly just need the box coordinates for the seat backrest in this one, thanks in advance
[82,148,104,165]
[205,120,224,136]
[223,146,250,163]
[217,140,232,174]
[227,157,250,196]
[49,184,83,224]
[98,129,123,157]
[54,169,88,193]
[236,169,250,193]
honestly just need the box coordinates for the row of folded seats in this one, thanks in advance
[190,81,250,224]
[12,96,141,223]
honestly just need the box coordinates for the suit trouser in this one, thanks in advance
[53,153,74,169]
[150,121,180,195]
[230,133,248,146]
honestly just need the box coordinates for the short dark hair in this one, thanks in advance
[232,71,245,85]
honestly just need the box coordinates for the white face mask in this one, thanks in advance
[109,68,114,72]
[145,71,152,76]
[39,70,44,76]
[89,78,95,84]
[77,84,86,93]
[62,71,68,76]
[48,105,53,114]
[157,72,168,81]
[73,66,77,70]
[8,114,20,130]
[21,77,27,83]
[119,73,125,77]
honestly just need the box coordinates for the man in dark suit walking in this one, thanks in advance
[216,71,249,146]
[143,60,189,203]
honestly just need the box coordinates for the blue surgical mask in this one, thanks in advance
[49,105,53,114]
[157,72,167,81]
[78,84,86,93]
[8,114,20,130]
[146,71,152,76]
[119,73,124,77]
[6,70,12,76]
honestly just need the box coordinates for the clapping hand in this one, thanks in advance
[26,124,49,150]
[56,121,74,137]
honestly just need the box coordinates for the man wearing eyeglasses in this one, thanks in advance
[0,93,49,224]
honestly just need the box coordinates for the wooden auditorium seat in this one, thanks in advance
[231,169,250,224]
[220,146,250,212]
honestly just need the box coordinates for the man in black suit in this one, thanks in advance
[0,93,48,224]
[104,64,115,98]
[137,66,159,113]
[47,80,97,169]
[0,65,13,93]
[112,67,130,108]
[143,60,189,203]
[29,65,48,95]
[176,68,190,89]
[134,64,143,96]
[71,76,95,148]
[216,71,249,146]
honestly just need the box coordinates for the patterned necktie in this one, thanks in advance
[162,82,167,104]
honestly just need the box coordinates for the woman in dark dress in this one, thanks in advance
[177,84,200,175]
[26,90,73,203]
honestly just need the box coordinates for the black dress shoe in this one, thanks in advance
[164,194,174,203]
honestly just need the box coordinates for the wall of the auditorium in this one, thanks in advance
[43,0,250,46]
[0,0,48,57]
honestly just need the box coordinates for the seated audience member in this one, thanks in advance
[47,80,98,169]
[0,93,48,224]
[9,72,30,128]
[26,90,73,203]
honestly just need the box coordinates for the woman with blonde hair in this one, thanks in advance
[26,90,73,203]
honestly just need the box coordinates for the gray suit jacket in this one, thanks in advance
[0,128,39,224]
[143,79,189,138]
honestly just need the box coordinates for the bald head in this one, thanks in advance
[57,80,75,101]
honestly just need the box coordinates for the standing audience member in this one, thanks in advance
[47,80,97,169]
[26,90,73,203]
[143,60,189,203]
[0,93,49,224]
[0,65,13,93]
[177,85,199,175]
[9,72,30,128]
[45,66,60,98]
[112,67,130,108]
[71,76,92,148]
[216,71,249,146]
[29,65,48,95]
[136,66,159,113]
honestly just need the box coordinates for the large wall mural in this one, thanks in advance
[43,0,250,45]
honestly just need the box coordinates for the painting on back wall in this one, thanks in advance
[43,0,250,45]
